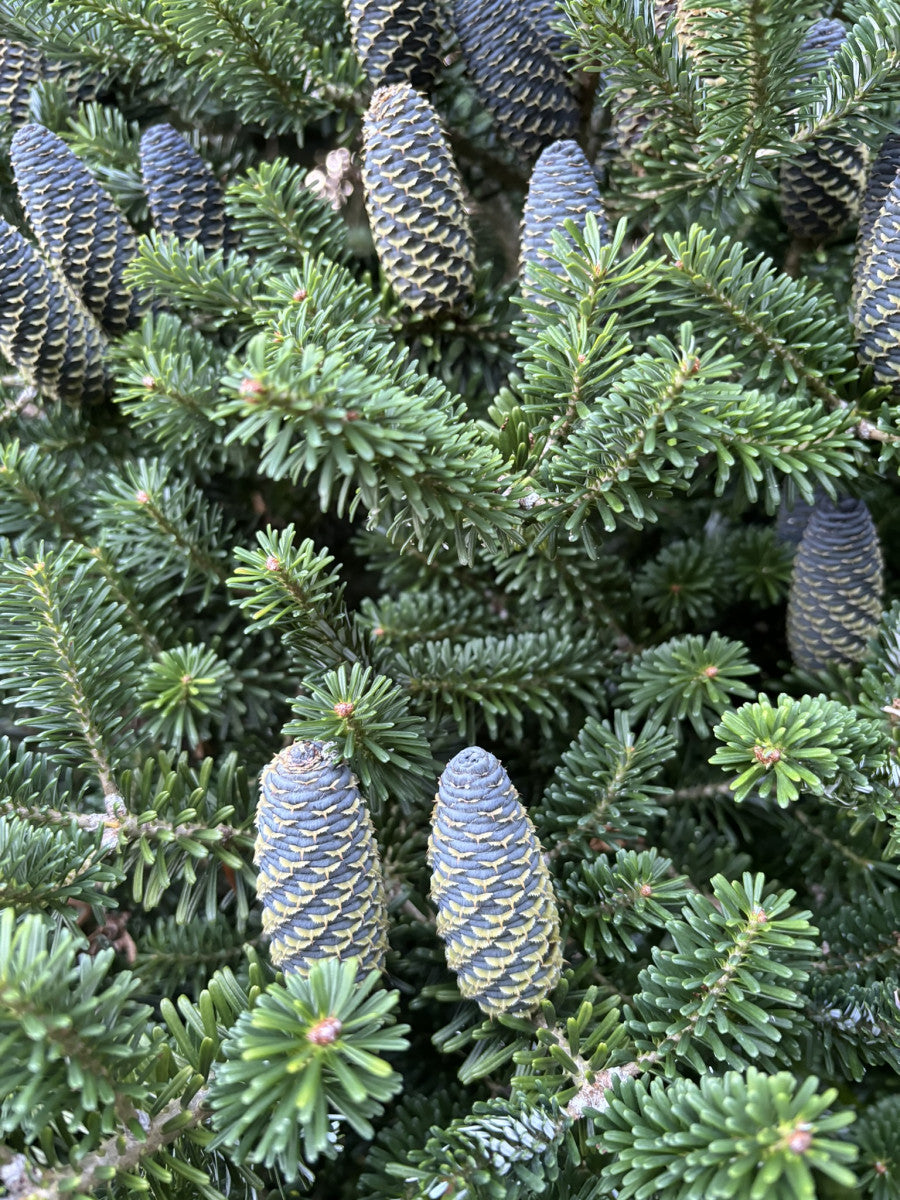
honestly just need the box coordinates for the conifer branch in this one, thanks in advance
[6,1090,210,1200]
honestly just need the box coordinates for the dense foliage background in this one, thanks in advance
[1,0,900,1197]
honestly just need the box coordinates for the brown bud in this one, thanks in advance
[333,701,355,719]
[306,1015,342,1045]
[753,745,781,766]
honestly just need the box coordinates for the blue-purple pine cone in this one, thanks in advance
[0,39,44,128]
[255,741,388,979]
[0,217,109,404]
[853,135,900,392]
[779,19,867,241]
[346,0,443,88]
[519,139,608,302]
[362,83,474,316]
[428,746,562,1017]
[139,123,235,252]
[786,496,883,671]
[523,0,572,59]
[452,0,579,160]
[11,124,144,335]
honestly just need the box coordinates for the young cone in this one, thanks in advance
[779,19,867,242]
[362,82,474,315]
[255,741,388,978]
[851,131,900,311]
[139,123,235,252]
[452,0,579,160]
[428,746,562,1017]
[519,139,608,302]
[11,124,144,335]
[0,217,109,404]
[786,496,883,671]
[854,160,900,393]
[346,0,443,88]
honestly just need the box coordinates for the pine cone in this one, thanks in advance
[852,132,900,313]
[0,39,44,128]
[428,746,562,1017]
[346,0,443,88]
[0,217,109,404]
[519,139,608,301]
[362,83,474,315]
[853,137,900,391]
[255,741,388,978]
[779,19,866,242]
[787,496,883,671]
[11,124,144,335]
[452,0,579,160]
[139,124,235,252]
[523,0,571,59]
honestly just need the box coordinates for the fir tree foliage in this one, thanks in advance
[0,0,899,1195]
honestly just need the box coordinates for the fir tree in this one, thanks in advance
[0,1,898,1198]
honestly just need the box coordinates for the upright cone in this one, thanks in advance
[851,132,900,311]
[346,0,443,88]
[853,141,900,393]
[0,39,44,127]
[11,124,144,335]
[362,83,474,316]
[0,218,109,405]
[779,19,867,242]
[428,746,562,1017]
[452,0,579,160]
[255,741,388,979]
[519,139,609,302]
[140,123,235,252]
[787,496,883,671]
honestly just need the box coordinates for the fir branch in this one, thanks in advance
[628,872,818,1072]
[537,711,676,858]
[661,226,858,405]
[394,629,602,740]
[159,0,364,134]
[0,814,121,918]
[0,546,146,790]
[792,3,900,145]
[6,1089,210,1200]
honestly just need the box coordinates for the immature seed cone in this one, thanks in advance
[452,0,578,160]
[0,39,44,127]
[428,746,562,1017]
[519,139,608,301]
[779,19,867,242]
[346,0,443,88]
[851,132,900,311]
[523,0,571,58]
[362,83,474,315]
[0,217,109,404]
[11,124,144,335]
[786,496,883,671]
[255,741,388,978]
[853,150,900,391]
[139,123,235,252]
